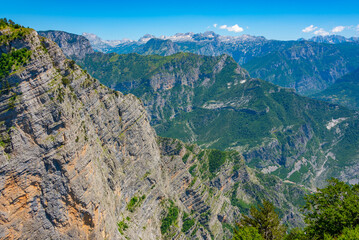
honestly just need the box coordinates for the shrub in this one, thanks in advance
[208,149,226,174]
[117,220,128,234]
[0,48,32,81]
[303,178,359,239]
[182,152,190,163]
[127,195,146,212]
[233,224,264,240]
[182,218,195,233]
[160,203,179,234]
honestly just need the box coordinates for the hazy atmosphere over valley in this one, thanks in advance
[1,0,359,239]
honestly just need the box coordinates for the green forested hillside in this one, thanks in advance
[78,52,359,188]
[86,35,359,95]
[312,67,359,110]
[243,42,359,95]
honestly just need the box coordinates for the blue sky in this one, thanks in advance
[1,0,359,40]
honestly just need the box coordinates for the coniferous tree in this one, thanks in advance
[241,199,286,240]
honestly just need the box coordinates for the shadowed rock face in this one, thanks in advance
[38,30,94,59]
[0,28,166,240]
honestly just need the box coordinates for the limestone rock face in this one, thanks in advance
[38,30,94,59]
[0,27,308,240]
[0,28,165,240]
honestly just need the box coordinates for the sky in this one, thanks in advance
[1,0,359,41]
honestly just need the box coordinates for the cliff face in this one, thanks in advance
[0,27,166,240]
[38,30,94,59]
[0,26,311,239]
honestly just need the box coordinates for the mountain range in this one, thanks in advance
[79,31,359,96]
[77,51,359,188]
[312,66,359,110]
[2,22,359,239]
[0,20,311,239]
[34,30,359,188]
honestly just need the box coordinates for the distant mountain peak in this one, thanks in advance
[38,30,94,59]
[306,35,359,44]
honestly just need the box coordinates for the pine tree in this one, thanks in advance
[241,199,286,240]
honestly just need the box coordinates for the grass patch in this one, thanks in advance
[117,220,128,235]
[127,195,146,212]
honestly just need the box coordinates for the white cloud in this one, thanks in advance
[314,28,330,36]
[357,24,359,31]
[331,26,346,33]
[213,24,217,28]
[302,25,317,33]
[219,24,244,33]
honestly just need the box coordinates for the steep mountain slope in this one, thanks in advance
[0,21,308,239]
[38,30,94,59]
[155,137,307,238]
[1,24,167,240]
[243,41,359,95]
[137,38,180,56]
[81,32,359,95]
[312,67,359,110]
[79,52,359,188]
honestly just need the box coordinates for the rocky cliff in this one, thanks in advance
[1,26,166,240]
[38,30,94,59]
[0,23,309,239]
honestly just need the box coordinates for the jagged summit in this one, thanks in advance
[81,31,267,52]
[306,34,359,44]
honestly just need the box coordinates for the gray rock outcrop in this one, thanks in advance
[0,28,165,240]
[38,30,94,59]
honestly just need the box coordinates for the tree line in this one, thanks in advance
[233,178,359,240]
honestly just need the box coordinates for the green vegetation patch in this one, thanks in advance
[0,48,32,90]
[0,18,32,45]
[208,149,226,174]
[127,195,146,212]
[160,202,179,235]
[182,215,195,233]
[189,164,197,176]
[117,220,128,235]
[182,152,190,163]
